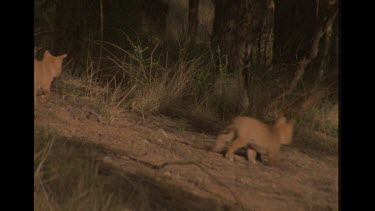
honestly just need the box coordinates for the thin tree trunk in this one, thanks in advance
[188,0,199,44]
[273,1,337,97]
[97,0,104,71]
[317,23,332,82]
[212,0,267,115]
[285,5,337,96]
[273,0,317,65]
[329,15,338,70]
[263,0,275,72]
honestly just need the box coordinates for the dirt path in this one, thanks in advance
[34,98,338,211]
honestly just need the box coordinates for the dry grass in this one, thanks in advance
[304,101,338,137]
[290,100,338,156]
[46,28,338,153]
[293,128,338,156]
[53,37,218,122]
[129,59,202,114]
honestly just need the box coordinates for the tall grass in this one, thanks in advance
[51,31,337,152]
[56,36,227,120]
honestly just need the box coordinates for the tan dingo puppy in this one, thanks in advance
[213,116,295,166]
[34,50,67,107]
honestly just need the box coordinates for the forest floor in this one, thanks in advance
[34,93,338,211]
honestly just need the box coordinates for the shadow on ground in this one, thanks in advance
[34,129,232,211]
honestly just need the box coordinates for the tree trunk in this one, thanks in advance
[317,22,332,82]
[271,0,338,104]
[285,4,337,96]
[54,0,83,57]
[141,0,169,42]
[274,0,318,65]
[263,0,275,72]
[188,0,199,44]
[212,0,267,115]
[54,0,99,71]
[329,15,338,70]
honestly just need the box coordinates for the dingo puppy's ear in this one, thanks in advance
[60,54,67,59]
[276,116,286,125]
[44,50,51,57]
[277,111,285,119]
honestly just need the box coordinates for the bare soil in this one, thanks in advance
[34,95,338,211]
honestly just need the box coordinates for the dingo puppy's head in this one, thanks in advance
[275,116,295,145]
[43,50,67,77]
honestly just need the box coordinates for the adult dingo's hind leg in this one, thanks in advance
[34,92,37,107]
[40,87,51,104]
[40,79,52,104]
[34,81,38,108]
[40,94,48,104]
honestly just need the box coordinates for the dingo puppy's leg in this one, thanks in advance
[247,148,257,164]
[225,137,247,161]
[268,147,280,166]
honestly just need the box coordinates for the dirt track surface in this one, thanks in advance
[34,98,338,211]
